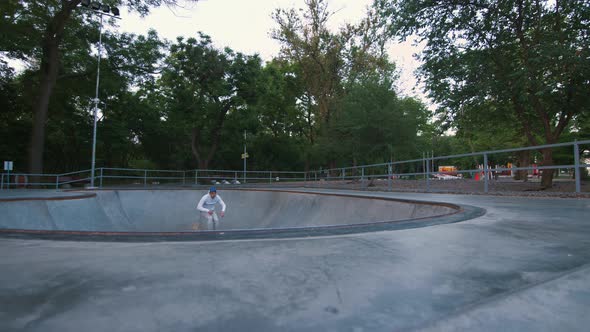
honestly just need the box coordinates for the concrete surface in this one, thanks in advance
[0,189,589,331]
[0,189,473,241]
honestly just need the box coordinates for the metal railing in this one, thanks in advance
[100,168,186,187]
[0,167,307,190]
[306,140,590,194]
[1,140,588,194]
[193,169,306,185]
[0,169,94,190]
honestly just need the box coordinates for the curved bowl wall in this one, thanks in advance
[0,189,485,241]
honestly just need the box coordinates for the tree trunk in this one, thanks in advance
[191,128,204,168]
[30,55,58,174]
[319,96,330,125]
[198,159,208,170]
[540,147,554,189]
[328,159,336,176]
[190,103,230,170]
[514,150,530,182]
[29,2,78,173]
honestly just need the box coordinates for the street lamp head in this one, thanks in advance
[79,1,121,18]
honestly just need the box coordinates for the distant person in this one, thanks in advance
[194,186,226,230]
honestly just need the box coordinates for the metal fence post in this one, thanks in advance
[182,171,186,185]
[431,151,435,176]
[388,163,393,192]
[484,153,489,193]
[361,167,365,190]
[423,152,426,179]
[574,141,581,193]
[270,171,272,184]
[426,154,430,192]
[144,170,147,187]
[55,175,59,190]
[99,168,103,188]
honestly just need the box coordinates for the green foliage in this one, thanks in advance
[148,34,263,169]
[321,75,430,167]
[1,0,437,174]
[380,0,590,141]
[0,61,30,171]
[378,0,590,186]
[0,0,170,171]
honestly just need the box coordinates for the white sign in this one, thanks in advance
[241,153,249,159]
[3,161,13,171]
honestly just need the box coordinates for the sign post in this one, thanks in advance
[241,152,249,183]
[4,161,13,190]
[242,131,248,183]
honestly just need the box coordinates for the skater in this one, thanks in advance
[195,186,226,230]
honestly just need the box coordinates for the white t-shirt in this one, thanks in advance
[197,193,226,213]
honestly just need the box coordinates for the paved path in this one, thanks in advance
[1,189,589,331]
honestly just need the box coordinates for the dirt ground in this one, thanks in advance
[304,177,590,198]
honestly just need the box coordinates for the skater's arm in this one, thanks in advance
[196,195,209,213]
[218,196,226,212]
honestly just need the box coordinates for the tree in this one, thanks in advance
[327,74,430,167]
[1,14,167,172]
[158,34,262,169]
[379,0,590,188]
[272,0,343,127]
[254,60,306,139]
[272,0,392,168]
[2,0,198,174]
[92,30,167,168]
[244,59,309,170]
[0,60,30,170]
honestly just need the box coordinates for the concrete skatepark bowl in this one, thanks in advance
[1,188,590,331]
[0,189,481,241]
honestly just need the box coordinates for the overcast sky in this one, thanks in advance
[118,0,428,103]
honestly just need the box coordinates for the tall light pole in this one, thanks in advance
[78,1,120,188]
